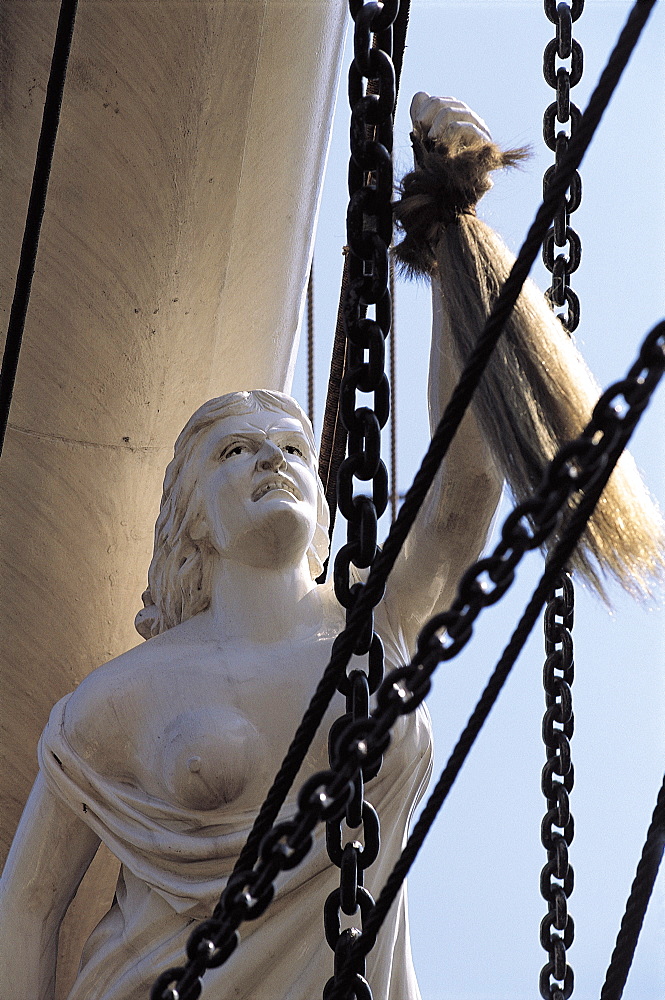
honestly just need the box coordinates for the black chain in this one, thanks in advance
[540,571,575,1000]
[540,5,581,991]
[542,0,584,332]
[325,3,398,997]
[150,318,665,1000]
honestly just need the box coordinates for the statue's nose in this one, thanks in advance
[256,440,287,472]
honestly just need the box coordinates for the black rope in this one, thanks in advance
[391,0,411,95]
[389,259,398,522]
[307,262,315,430]
[0,0,79,456]
[317,258,352,563]
[599,775,665,1000]
[232,0,655,878]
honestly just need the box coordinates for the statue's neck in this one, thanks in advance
[205,556,320,644]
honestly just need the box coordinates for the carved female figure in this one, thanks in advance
[0,378,500,999]
[1,98,662,1000]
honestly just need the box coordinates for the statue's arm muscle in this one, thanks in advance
[0,772,101,1000]
[383,278,502,655]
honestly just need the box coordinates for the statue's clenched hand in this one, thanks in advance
[410,92,492,148]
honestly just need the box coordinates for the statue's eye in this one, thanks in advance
[221,444,245,460]
[284,444,304,457]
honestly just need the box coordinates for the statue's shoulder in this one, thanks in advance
[62,631,189,776]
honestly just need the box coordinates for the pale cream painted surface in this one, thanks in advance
[0,2,345,994]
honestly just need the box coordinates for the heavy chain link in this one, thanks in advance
[540,571,575,1000]
[543,0,584,332]
[326,3,398,997]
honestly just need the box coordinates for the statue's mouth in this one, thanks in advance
[251,477,302,502]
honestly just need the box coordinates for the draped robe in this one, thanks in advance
[38,615,433,1000]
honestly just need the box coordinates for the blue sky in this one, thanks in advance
[291,4,664,998]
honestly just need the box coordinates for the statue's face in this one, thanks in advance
[193,408,320,568]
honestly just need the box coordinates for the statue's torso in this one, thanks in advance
[41,591,432,999]
[66,620,349,815]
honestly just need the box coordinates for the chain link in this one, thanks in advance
[325,3,398,997]
[540,571,575,1000]
[542,0,584,332]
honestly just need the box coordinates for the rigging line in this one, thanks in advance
[391,0,411,95]
[317,254,352,561]
[0,0,79,457]
[599,774,665,1000]
[389,258,398,522]
[358,471,622,955]
[330,358,663,981]
[307,261,315,431]
[232,0,655,878]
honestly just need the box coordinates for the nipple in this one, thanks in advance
[159,708,260,811]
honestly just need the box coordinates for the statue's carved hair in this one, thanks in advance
[135,391,330,638]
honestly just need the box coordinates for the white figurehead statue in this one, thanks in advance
[0,382,487,1000]
[1,98,662,1000]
